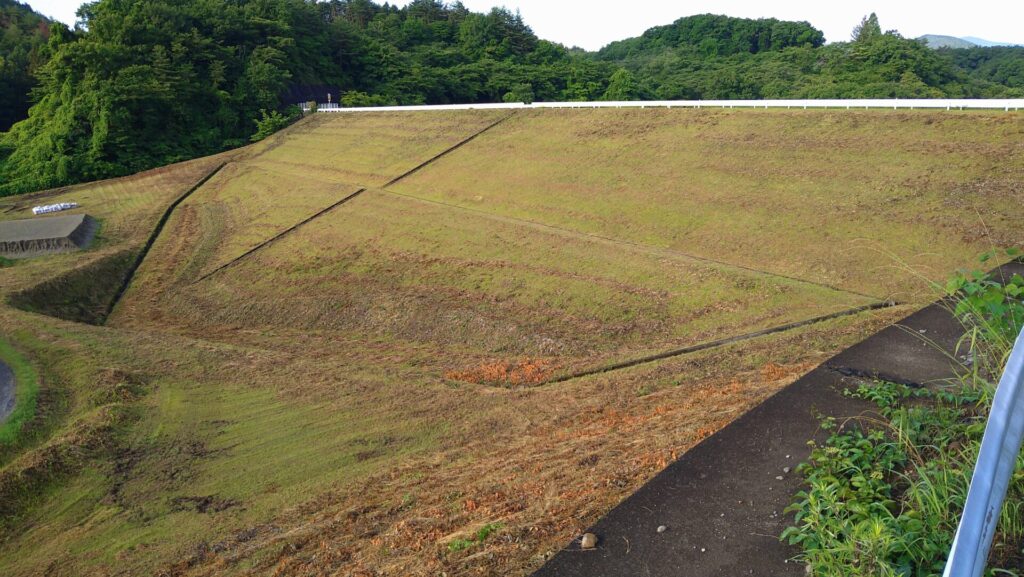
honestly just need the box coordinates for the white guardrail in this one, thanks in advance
[300,98,1024,113]
[945,327,1024,577]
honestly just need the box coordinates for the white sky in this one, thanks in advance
[31,0,1024,51]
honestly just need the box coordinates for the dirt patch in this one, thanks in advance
[91,368,148,406]
[170,495,241,514]
[445,358,557,388]
[7,250,138,324]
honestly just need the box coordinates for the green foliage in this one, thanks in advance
[785,254,1024,576]
[782,381,995,576]
[601,68,642,101]
[250,109,296,143]
[446,522,503,552]
[947,253,1024,341]
[946,249,1024,375]
[0,0,332,196]
[0,0,51,131]
[595,13,1014,101]
[948,47,1024,92]
[596,13,824,61]
[852,13,883,43]
[502,82,534,104]
[339,91,394,107]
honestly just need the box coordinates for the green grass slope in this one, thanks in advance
[393,108,1024,302]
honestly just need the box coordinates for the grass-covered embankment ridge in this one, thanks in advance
[784,255,1024,575]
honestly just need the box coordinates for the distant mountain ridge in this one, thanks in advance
[919,34,1020,49]
[919,35,976,49]
[961,36,1019,47]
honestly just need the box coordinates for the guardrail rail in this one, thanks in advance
[944,327,1024,577]
[299,98,1024,114]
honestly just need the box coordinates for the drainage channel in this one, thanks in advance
[192,111,517,283]
[542,300,898,385]
[193,186,366,284]
[381,188,884,303]
[104,161,228,321]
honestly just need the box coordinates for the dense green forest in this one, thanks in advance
[595,13,1024,100]
[0,2,1021,197]
[0,0,50,132]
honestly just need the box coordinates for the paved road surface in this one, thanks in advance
[0,360,14,423]
[532,260,1024,577]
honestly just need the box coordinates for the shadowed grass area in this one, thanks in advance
[7,250,137,324]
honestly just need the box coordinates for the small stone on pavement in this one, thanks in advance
[580,533,597,549]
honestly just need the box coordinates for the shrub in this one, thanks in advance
[250,109,296,142]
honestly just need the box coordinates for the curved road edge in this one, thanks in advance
[0,359,14,423]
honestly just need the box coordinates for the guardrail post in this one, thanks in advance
[943,327,1024,577]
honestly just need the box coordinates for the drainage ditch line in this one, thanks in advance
[542,300,898,384]
[193,187,367,284]
[382,188,885,302]
[103,162,228,322]
[382,111,517,188]
[192,111,516,283]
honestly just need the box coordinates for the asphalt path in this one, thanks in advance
[0,360,14,423]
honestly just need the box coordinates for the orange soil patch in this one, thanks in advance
[445,358,557,388]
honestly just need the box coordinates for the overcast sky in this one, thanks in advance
[32,0,1024,51]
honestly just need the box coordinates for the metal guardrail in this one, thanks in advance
[944,327,1024,577]
[299,98,1024,114]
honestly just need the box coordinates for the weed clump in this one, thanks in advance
[447,522,503,553]
[783,250,1024,576]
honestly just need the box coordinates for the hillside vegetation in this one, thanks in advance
[1,3,1024,196]
[0,108,1020,576]
[0,0,50,131]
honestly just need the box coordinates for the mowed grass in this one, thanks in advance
[0,312,440,577]
[0,156,226,295]
[391,108,1024,301]
[251,109,510,187]
[170,161,364,277]
[0,156,226,245]
[122,189,871,375]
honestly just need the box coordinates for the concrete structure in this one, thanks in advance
[0,213,97,258]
